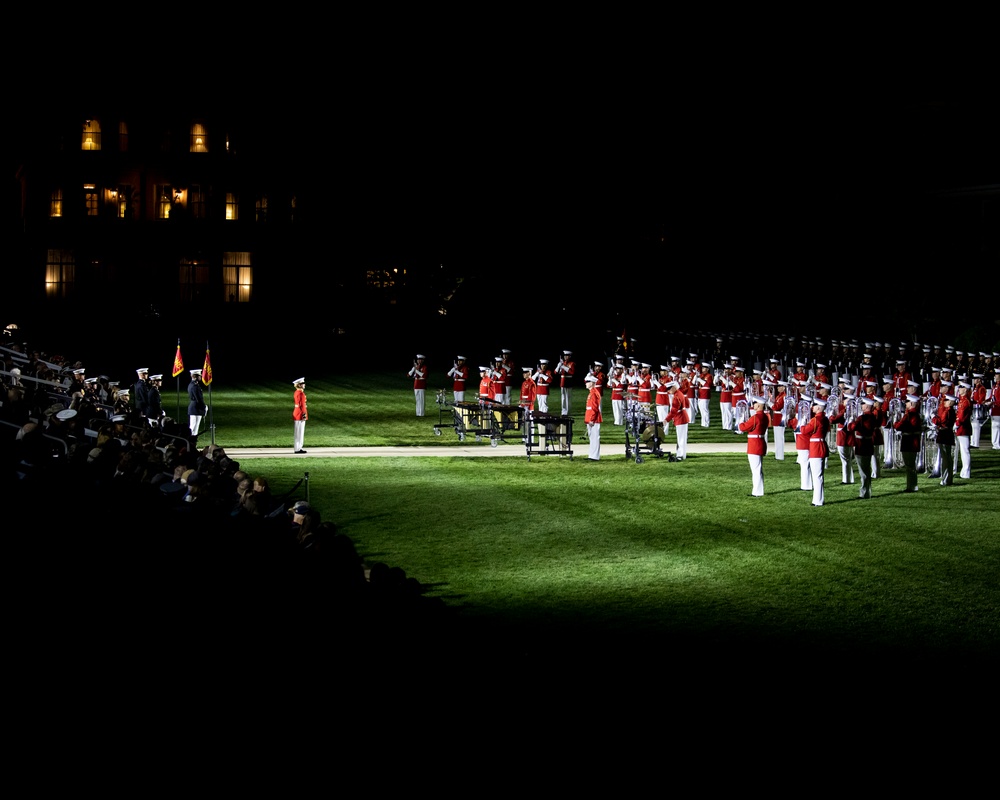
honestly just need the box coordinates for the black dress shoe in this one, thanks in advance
[295,449,307,454]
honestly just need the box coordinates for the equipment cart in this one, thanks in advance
[623,399,666,463]
[522,411,574,460]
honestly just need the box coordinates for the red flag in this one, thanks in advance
[172,341,185,378]
[202,346,213,386]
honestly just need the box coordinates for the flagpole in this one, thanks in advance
[174,337,183,421]
[203,341,215,445]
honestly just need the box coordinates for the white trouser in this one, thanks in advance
[612,399,623,425]
[189,415,203,436]
[837,445,855,483]
[855,453,873,498]
[992,416,1000,449]
[415,388,425,417]
[561,388,572,416]
[748,453,764,496]
[294,420,306,451]
[453,391,465,403]
[797,449,812,490]
[772,424,785,460]
[957,436,971,479]
[675,423,688,460]
[537,394,549,414]
[971,419,982,448]
[808,457,825,505]
[699,399,711,428]
[720,401,732,431]
[587,422,601,460]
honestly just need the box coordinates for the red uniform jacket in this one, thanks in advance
[801,412,830,458]
[739,409,769,456]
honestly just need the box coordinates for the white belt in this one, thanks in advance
[810,438,823,441]
[747,434,762,438]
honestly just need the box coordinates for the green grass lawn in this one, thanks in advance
[192,373,1000,664]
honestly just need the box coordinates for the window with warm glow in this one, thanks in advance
[179,258,209,302]
[82,120,101,151]
[223,252,252,302]
[255,195,268,223]
[157,185,172,219]
[115,185,131,219]
[84,184,98,216]
[290,195,297,223]
[190,123,208,153]
[118,121,128,152]
[45,249,76,297]
[226,193,238,221]
[50,189,63,218]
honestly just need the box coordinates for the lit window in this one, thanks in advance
[45,249,76,297]
[226,193,239,221]
[82,119,101,151]
[290,195,297,223]
[115,185,131,219]
[50,189,63,218]
[157,185,172,219]
[118,121,128,152]
[179,258,209,302]
[84,184,98,216]
[190,123,208,153]
[255,195,268,223]
[223,252,252,302]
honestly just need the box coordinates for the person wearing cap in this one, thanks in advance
[584,361,605,397]
[146,374,164,427]
[666,381,690,461]
[489,356,507,404]
[292,377,308,454]
[584,374,602,461]
[789,398,813,492]
[768,381,788,461]
[447,356,469,404]
[828,385,856,486]
[695,362,713,428]
[991,369,1000,450]
[954,382,973,479]
[847,398,879,498]
[931,394,956,487]
[715,364,734,431]
[653,367,672,432]
[555,350,575,416]
[894,394,923,492]
[478,365,492,402]
[800,397,831,506]
[608,364,626,425]
[188,369,206,437]
[532,359,553,414]
[501,349,515,405]
[969,373,987,448]
[738,394,769,496]
[133,367,150,421]
[729,365,746,434]
[408,354,427,417]
[518,367,536,414]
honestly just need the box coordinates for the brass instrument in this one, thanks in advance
[885,398,903,469]
[920,395,940,477]
[734,398,750,431]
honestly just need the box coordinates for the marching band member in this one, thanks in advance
[491,355,507,403]
[931,393,956,487]
[715,364,733,431]
[800,397,831,506]
[970,373,987,448]
[447,355,469,403]
[609,365,626,425]
[739,394,769,497]
[696,362,713,428]
[829,382,856,485]
[501,349,515,405]
[847,397,879,499]
[730,365,746,434]
[653,367,671,431]
[955,381,973,479]
[894,393,923,493]
[519,367,536,413]
[478,366,491,402]
[556,350,575,416]
[666,380,690,461]
[584,360,605,397]
[584,375,602,461]
[408,354,427,417]
[991,368,1000,450]
[790,399,813,491]
[768,380,788,461]
[532,359,552,414]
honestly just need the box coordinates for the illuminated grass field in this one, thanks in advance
[197,373,1000,666]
